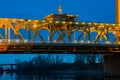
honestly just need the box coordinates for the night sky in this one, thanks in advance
[0,0,116,64]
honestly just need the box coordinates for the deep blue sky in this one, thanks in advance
[0,0,116,23]
[0,0,116,64]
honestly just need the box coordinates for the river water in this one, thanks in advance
[0,71,105,80]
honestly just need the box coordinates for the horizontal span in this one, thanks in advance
[0,43,120,54]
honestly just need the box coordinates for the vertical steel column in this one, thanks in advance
[100,35,102,43]
[14,32,17,43]
[68,24,72,43]
[49,24,53,43]
[106,26,109,41]
[32,30,35,42]
[5,27,10,43]
[28,26,30,43]
[68,33,71,43]
[4,27,8,43]
[8,27,10,43]
[5,27,7,39]
[74,31,75,41]
[83,31,86,42]
[88,27,91,41]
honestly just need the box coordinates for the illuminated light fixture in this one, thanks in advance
[67,15,70,16]
[74,40,77,43]
[80,40,84,43]
[62,21,66,24]
[113,31,116,34]
[35,20,39,22]
[49,21,53,23]
[119,42,120,44]
[69,22,72,24]
[104,29,107,32]
[54,40,57,43]
[100,23,103,26]
[106,41,110,44]
[20,19,24,21]
[75,22,79,24]
[55,21,59,23]
[106,24,109,26]
[88,23,92,25]
[87,41,90,43]
[5,18,8,21]
[112,24,116,26]
[13,19,16,22]
[33,24,37,28]
[82,22,85,25]
[16,39,19,43]
[28,20,32,22]
[0,40,2,43]
[42,20,46,22]
[94,23,97,25]
[8,40,11,42]
[24,40,27,42]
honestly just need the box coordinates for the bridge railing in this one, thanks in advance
[0,39,120,45]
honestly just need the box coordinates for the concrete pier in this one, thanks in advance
[103,54,120,77]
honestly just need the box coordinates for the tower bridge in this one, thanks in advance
[0,16,120,53]
[0,0,120,77]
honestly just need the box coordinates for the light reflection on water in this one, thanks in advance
[0,72,104,80]
[0,72,16,80]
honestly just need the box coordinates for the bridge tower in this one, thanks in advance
[58,0,62,15]
[103,0,120,77]
[116,0,120,24]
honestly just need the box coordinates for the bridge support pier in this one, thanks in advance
[103,54,120,77]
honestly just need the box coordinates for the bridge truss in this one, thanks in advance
[0,17,120,44]
[0,17,120,53]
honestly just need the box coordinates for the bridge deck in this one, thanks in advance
[0,43,120,54]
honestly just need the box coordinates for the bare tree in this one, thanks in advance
[46,54,64,64]
[86,54,97,64]
[73,54,86,64]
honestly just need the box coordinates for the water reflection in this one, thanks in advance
[0,72,16,80]
[0,72,104,80]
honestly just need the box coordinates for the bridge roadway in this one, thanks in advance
[0,43,120,54]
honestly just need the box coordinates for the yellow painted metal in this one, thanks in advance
[116,0,120,24]
[0,11,120,44]
[58,5,62,14]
